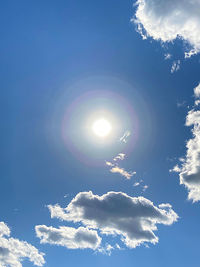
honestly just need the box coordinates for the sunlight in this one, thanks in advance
[92,118,112,137]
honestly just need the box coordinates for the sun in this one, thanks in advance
[92,118,112,137]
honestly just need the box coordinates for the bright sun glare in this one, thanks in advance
[92,118,111,137]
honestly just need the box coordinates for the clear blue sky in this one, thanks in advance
[1,1,200,266]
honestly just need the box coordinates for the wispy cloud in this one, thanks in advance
[113,153,126,161]
[133,180,149,192]
[47,191,178,249]
[106,153,135,179]
[171,60,181,73]
[119,131,131,143]
[133,0,200,57]
[110,166,136,179]
[105,161,114,167]
[0,221,45,267]
[164,53,172,60]
[142,185,149,192]
[177,101,186,108]
[97,244,115,256]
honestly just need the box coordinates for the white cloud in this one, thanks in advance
[110,166,136,179]
[133,0,200,57]
[105,161,114,167]
[171,60,181,73]
[0,222,45,267]
[48,191,178,248]
[113,153,126,161]
[97,243,115,256]
[194,84,200,98]
[173,83,200,202]
[142,185,149,192]
[164,53,172,60]
[35,225,101,250]
[106,153,135,179]
[195,100,200,106]
[133,180,149,193]
[120,131,131,143]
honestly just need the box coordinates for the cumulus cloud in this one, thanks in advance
[48,191,178,248]
[0,222,45,267]
[35,225,101,250]
[173,83,200,202]
[110,166,136,179]
[171,60,181,73]
[133,0,200,57]
[195,100,200,106]
[194,84,200,98]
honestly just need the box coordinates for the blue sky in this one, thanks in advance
[1,0,200,266]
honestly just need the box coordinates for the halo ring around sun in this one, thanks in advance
[59,77,146,165]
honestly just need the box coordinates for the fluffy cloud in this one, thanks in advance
[194,84,200,98]
[173,83,200,202]
[0,222,45,267]
[48,191,178,248]
[36,225,101,250]
[133,0,200,57]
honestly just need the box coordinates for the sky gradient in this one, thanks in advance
[1,0,200,266]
